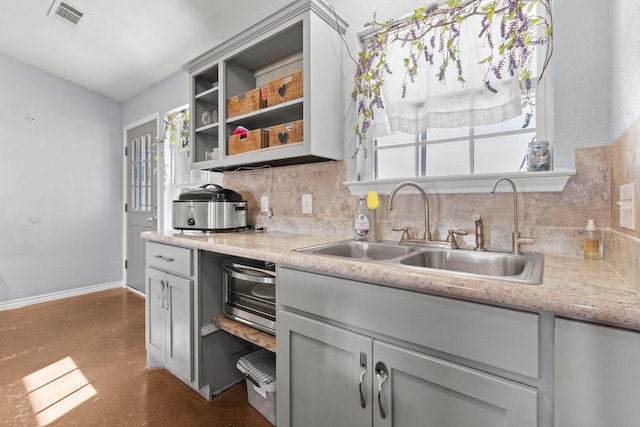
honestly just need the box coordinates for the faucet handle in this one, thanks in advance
[392,227,411,242]
[513,233,535,254]
[446,229,468,249]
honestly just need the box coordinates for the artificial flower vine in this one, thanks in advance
[351,0,552,145]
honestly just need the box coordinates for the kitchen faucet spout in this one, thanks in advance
[490,177,534,254]
[387,181,432,241]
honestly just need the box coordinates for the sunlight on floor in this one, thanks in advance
[22,356,97,426]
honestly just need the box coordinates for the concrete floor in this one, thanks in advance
[0,288,273,427]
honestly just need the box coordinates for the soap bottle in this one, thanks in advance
[583,219,602,260]
[353,197,371,241]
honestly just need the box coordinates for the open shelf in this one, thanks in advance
[185,0,347,171]
[212,314,276,353]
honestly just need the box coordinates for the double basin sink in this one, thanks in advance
[297,240,544,284]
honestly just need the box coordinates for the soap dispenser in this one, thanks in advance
[353,197,371,241]
[583,219,603,260]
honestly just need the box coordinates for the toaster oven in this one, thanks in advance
[222,259,276,335]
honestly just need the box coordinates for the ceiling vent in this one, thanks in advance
[47,1,85,27]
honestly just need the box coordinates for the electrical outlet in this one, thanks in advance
[302,194,312,214]
[619,182,636,230]
[261,196,269,212]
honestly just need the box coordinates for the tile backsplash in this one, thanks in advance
[223,131,639,289]
[607,116,640,288]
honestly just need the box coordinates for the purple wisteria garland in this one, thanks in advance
[351,0,553,146]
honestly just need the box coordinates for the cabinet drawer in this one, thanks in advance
[278,267,539,378]
[146,242,193,276]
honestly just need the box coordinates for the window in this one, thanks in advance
[161,105,211,230]
[375,98,539,178]
[352,0,555,187]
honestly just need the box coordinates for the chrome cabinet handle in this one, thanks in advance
[375,361,389,419]
[154,255,174,262]
[159,280,165,308]
[164,282,169,311]
[359,352,367,409]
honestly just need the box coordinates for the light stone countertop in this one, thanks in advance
[142,230,640,331]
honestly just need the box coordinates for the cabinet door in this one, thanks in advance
[373,341,537,427]
[164,273,194,383]
[555,318,640,427]
[277,310,373,427]
[145,267,166,364]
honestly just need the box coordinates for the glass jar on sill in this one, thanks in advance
[526,140,551,172]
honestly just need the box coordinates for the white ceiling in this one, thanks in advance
[0,0,295,102]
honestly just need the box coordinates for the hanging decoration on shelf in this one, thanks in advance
[351,0,553,148]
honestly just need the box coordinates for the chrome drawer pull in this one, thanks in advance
[154,255,174,262]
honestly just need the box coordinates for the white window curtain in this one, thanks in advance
[369,6,527,137]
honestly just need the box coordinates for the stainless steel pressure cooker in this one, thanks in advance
[172,184,247,231]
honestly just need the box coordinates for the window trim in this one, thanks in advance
[345,170,575,196]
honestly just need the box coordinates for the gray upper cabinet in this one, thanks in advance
[184,0,348,171]
[555,318,640,427]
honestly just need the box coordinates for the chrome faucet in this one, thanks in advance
[490,177,534,254]
[446,229,467,249]
[387,181,432,241]
[473,213,486,251]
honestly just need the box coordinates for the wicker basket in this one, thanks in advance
[227,88,266,118]
[228,129,269,155]
[267,70,303,107]
[269,120,303,147]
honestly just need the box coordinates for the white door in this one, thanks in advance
[125,118,158,293]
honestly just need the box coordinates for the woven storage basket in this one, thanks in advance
[228,129,269,155]
[267,70,303,107]
[227,88,266,118]
[269,120,303,147]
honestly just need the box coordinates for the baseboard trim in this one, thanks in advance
[0,281,124,312]
[126,286,146,298]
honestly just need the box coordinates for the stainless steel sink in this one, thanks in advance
[298,240,416,261]
[400,249,533,275]
[296,240,544,284]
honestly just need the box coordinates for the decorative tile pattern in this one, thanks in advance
[221,143,639,289]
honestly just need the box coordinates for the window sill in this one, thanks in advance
[345,170,576,196]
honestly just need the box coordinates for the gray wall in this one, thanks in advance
[610,0,640,141]
[122,71,189,127]
[0,52,122,303]
[552,0,610,169]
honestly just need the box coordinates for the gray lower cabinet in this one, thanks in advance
[145,242,249,400]
[555,318,640,426]
[278,310,372,427]
[373,340,537,427]
[277,267,539,427]
[145,267,193,382]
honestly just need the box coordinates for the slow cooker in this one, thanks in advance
[172,184,247,231]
